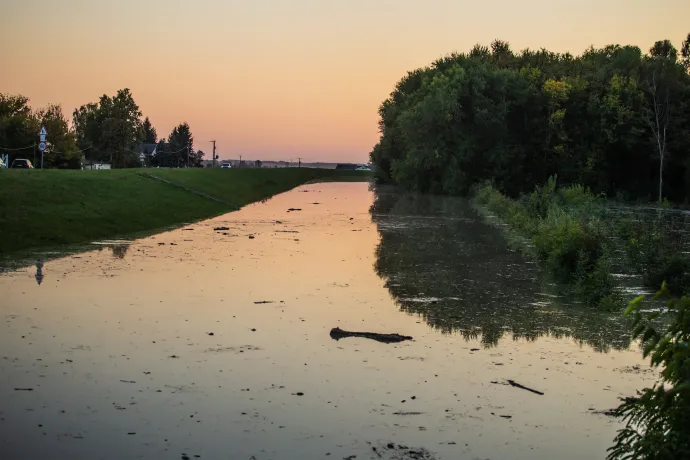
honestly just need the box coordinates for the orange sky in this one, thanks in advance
[1,0,688,162]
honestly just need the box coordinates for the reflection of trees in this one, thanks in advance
[108,244,129,259]
[96,244,130,259]
[370,186,633,352]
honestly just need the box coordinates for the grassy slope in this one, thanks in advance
[0,168,370,255]
[149,168,368,206]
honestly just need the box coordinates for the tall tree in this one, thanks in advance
[167,122,194,167]
[0,93,39,163]
[681,33,690,71]
[36,104,79,168]
[142,117,157,143]
[192,149,205,167]
[370,35,690,202]
[644,41,680,202]
[73,88,144,168]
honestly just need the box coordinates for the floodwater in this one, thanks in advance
[0,182,657,460]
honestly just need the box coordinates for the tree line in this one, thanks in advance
[0,88,205,168]
[370,34,690,203]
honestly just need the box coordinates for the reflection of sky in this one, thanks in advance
[0,183,655,460]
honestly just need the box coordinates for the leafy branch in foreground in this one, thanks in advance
[608,284,690,460]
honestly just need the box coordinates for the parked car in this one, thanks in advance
[11,159,34,169]
[355,165,372,171]
[221,163,231,169]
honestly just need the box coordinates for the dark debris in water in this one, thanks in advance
[330,327,413,344]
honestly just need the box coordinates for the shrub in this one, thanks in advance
[608,285,690,460]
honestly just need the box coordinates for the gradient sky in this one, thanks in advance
[1,0,688,162]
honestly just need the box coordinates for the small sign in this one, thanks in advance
[38,142,47,152]
[40,134,46,142]
[39,126,47,136]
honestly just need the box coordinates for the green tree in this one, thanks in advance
[681,33,690,71]
[191,149,204,167]
[370,36,690,202]
[167,122,194,167]
[0,93,39,163]
[608,285,690,460]
[73,88,144,168]
[36,104,80,168]
[644,41,682,202]
[142,117,157,143]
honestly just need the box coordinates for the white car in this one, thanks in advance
[356,165,371,171]
[221,163,231,169]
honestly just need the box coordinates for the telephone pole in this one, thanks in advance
[297,157,302,168]
[210,140,216,167]
[239,154,242,168]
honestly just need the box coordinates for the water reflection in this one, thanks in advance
[370,186,633,352]
[107,244,129,259]
[34,261,44,285]
[95,243,130,259]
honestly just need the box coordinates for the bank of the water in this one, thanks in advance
[0,168,371,256]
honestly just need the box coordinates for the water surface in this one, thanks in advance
[0,182,656,460]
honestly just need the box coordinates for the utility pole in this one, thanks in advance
[297,157,302,168]
[210,140,216,167]
[239,154,242,168]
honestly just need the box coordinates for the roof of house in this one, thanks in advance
[139,143,158,154]
[335,163,359,170]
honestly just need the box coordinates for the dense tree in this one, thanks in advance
[1,95,81,168]
[0,94,39,163]
[192,149,205,167]
[682,33,690,70]
[73,88,144,168]
[371,36,690,202]
[152,122,201,167]
[36,104,80,168]
[142,117,157,143]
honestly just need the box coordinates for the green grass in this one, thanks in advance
[0,168,371,256]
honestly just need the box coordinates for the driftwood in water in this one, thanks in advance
[507,379,544,395]
[330,327,413,344]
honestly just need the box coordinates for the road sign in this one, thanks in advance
[38,142,47,152]
[39,134,46,142]
[39,126,47,136]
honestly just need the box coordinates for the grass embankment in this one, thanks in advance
[0,168,371,256]
[473,177,690,308]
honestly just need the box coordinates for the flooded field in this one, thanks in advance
[0,182,657,460]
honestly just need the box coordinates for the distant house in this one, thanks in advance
[139,143,157,157]
[137,143,158,167]
[335,163,359,170]
[82,159,111,170]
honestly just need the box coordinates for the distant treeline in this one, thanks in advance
[0,89,205,168]
[370,35,690,202]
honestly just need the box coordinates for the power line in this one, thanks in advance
[0,144,34,151]
[50,145,95,155]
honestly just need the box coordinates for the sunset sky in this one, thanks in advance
[2,0,688,162]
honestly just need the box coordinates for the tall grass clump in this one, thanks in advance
[474,176,619,309]
[616,215,690,296]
